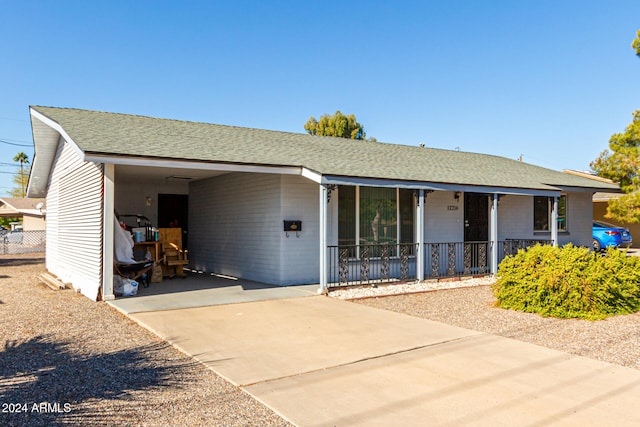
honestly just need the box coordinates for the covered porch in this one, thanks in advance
[318,181,565,290]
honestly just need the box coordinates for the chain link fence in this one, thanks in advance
[0,230,46,254]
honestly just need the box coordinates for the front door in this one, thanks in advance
[464,193,489,273]
[464,193,488,242]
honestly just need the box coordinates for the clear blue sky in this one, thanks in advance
[1,1,639,196]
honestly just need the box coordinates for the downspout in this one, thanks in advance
[102,163,115,300]
[490,193,499,274]
[318,184,328,294]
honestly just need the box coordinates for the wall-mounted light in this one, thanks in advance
[145,196,153,207]
[454,192,461,202]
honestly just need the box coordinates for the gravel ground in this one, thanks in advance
[0,254,292,427]
[345,277,640,371]
[5,256,640,425]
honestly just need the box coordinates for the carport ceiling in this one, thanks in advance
[115,164,228,182]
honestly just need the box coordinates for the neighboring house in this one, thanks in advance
[0,197,46,230]
[28,106,619,301]
[562,170,639,248]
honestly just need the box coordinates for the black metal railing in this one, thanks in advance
[0,230,46,254]
[425,241,490,278]
[425,239,552,279]
[327,243,418,287]
[327,239,552,287]
[497,239,552,260]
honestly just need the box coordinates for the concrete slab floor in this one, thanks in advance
[126,296,640,427]
[108,271,319,314]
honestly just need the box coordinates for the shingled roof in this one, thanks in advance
[30,106,618,193]
[0,198,45,216]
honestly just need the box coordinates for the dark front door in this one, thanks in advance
[464,193,488,242]
[158,194,189,249]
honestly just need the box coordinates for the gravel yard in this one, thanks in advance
[0,254,291,427]
[347,278,640,371]
[4,256,640,426]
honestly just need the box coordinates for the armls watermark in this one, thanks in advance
[2,402,72,413]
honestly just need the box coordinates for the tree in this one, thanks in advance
[11,152,29,198]
[304,111,366,140]
[590,30,640,223]
[591,110,640,223]
[9,168,30,198]
[633,29,640,57]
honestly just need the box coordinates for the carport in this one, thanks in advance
[108,269,318,314]
[28,106,323,300]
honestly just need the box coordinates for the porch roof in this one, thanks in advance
[28,106,619,196]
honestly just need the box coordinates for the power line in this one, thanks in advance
[0,139,32,147]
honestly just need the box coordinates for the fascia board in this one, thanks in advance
[84,153,303,176]
[320,175,560,197]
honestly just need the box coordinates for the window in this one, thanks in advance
[338,186,355,247]
[338,186,414,250]
[359,187,397,245]
[557,195,567,232]
[534,195,567,232]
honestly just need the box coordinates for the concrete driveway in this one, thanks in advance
[126,295,640,426]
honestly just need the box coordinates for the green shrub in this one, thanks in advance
[492,244,640,320]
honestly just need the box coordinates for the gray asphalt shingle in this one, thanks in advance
[31,106,617,192]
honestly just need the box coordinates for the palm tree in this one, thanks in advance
[13,152,29,197]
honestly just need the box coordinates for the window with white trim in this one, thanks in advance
[534,195,567,232]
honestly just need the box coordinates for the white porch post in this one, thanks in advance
[551,196,558,247]
[490,193,499,274]
[416,189,425,281]
[318,184,328,293]
[102,163,115,300]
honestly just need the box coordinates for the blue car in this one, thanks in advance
[592,221,632,251]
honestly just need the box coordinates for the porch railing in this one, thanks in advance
[327,239,551,287]
[425,241,489,278]
[498,239,552,260]
[327,243,418,287]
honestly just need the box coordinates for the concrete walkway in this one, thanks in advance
[126,295,640,426]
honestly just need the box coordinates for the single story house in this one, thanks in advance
[0,197,46,230]
[27,106,619,301]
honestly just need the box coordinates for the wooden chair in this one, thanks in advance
[162,242,189,278]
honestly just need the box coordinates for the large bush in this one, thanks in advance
[492,244,640,320]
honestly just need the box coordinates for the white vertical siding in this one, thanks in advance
[189,172,282,284]
[48,138,104,300]
[279,175,319,285]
